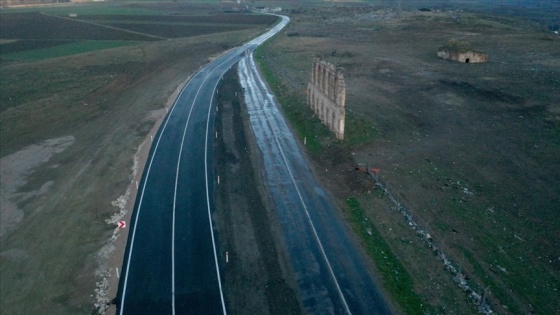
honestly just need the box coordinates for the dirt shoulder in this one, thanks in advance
[213,69,302,315]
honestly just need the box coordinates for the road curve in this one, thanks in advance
[116,16,289,315]
[238,54,393,314]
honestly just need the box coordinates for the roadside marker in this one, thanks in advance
[136,181,138,189]
[226,252,229,263]
[118,221,126,229]
[216,131,218,139]
[116,267,120,279]
[151,135,153,142]
[217,176,220,184]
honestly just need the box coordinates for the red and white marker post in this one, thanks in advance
[117,221,126,229]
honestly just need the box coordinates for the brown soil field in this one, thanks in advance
[0,6,274,313]
[102,23,254,39]
[0,13,157,41]
[0,39,76,55]
[0,12,277,57]
[78,13,278,25]
[259,7,559,315]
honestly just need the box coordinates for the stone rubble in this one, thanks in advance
[93,143,142,314]
[364,167,494,314]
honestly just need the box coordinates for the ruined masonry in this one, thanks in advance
[437,49,488,63]
[437,39,488,64]
[307,57,346,139]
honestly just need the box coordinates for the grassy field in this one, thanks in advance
[345,198,425,314]
[258,5,559,314]
[1,40,141,61]
[0,3,275,313]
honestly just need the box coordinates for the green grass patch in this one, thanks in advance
[345,197,426,314]
[255,43,330,154]
[255,44,379,152]
[461,248,521,315]
[344,110,378,147]
[1,40,141,61]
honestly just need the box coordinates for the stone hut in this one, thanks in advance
[437,39,488,63]
[307,57,346,139]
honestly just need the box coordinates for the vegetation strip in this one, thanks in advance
[345,197,425,314]
[255,43,327,154]
[369,169,494,313]
[1,40,141,61]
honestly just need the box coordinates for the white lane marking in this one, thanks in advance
[120,53,241,314]
[241,55,352,314]
[171,70,204,315]
[171,52,245,314]
[205,70,230,315]
[171,53,241,314]
[119,68,203,315]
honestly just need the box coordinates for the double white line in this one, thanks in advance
[120,52,239,315]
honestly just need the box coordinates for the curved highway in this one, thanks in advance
[117,12,391,314]
[116,16,289,315]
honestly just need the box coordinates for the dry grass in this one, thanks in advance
[261,7,560,314]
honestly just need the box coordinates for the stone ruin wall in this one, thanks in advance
[437,49,488,63]
[307,58,346,139]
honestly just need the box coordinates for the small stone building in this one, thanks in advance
[437,39,488,63]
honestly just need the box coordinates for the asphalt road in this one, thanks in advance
[238,55,392,315]
[116,16,289,315]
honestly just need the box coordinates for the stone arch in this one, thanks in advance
[323,67,328,93]
[306,57,346,139]
[310,92,315,111]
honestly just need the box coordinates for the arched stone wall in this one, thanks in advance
[306,57,346,139]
